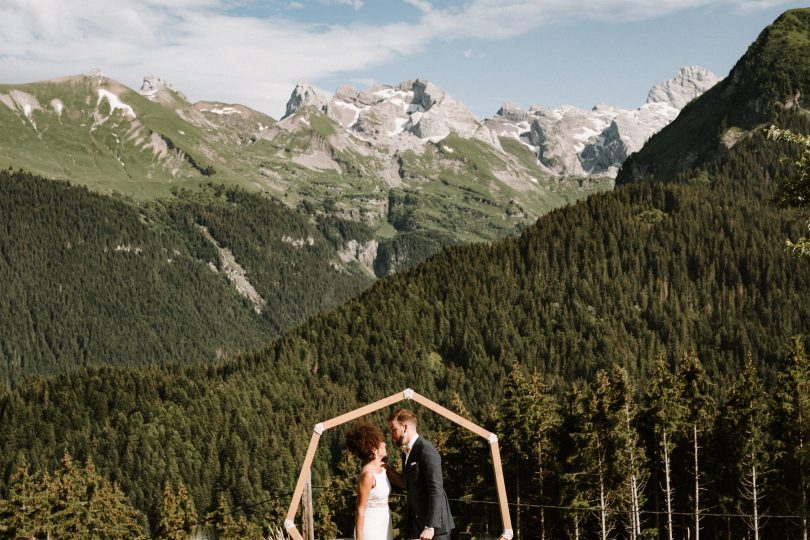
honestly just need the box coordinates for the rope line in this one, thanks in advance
[447,497,803,520]
[155,488,804,538]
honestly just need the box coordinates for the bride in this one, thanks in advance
[345,421,402,540]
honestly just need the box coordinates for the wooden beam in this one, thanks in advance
[489,439,513,537]
[285,430,321,522]
[409,391,492,439]
[321,390,409,430]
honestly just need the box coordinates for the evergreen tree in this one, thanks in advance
[498,362,560,540]
[441,393,492,535]
[157,481,199,539]
[565,378,614,540]
[608,365,649,540]
[774,338,810,540]
[0,453,145,539]
[315,450,357,539]
[720,356,773,540]
[205,493,263,539]
[646,357,686,540]
[676,351,715,540]
[766,125,810,256]
[0,459,51,538]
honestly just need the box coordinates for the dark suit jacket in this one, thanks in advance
[404,436,455,538]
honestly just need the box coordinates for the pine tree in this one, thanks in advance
[158,481,199,539]
[0,459,51,538]
[608,365,648,540]
[441,393,491,534]
[315,450,356,538]
[0,453,145,538]
[498,362,561,540]
[766,125,810,256]
[722,356,773,540]
[565,378,614,540]
[647,357,686,540]
[774,338,810,540]
[676,351,715,540]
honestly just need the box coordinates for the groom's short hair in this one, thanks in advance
[388,408,418,428]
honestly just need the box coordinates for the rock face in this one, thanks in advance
[484,66,718,177]
[139,75,189,102]
[646,66,721,109]
[284,81,330,118]
[277,66,718,179]
[281,78,496,151]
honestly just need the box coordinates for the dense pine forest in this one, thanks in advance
[1,120,809,538]
[0,172,373,384]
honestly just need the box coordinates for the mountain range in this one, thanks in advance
[0,65,717,279]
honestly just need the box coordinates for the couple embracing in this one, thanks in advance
[345,409,455,540]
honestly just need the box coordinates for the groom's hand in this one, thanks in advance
[420,527,435,540]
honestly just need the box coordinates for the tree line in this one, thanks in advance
[1,343,807,539]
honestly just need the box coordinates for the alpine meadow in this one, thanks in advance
[1,4,810,540]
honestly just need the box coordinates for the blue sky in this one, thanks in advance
[1,0,806,118]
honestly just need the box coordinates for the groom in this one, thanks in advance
[388,408,455,540]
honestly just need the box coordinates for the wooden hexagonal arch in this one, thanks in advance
[283,388,513,540]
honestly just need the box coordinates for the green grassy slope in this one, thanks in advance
[0,77,607,276]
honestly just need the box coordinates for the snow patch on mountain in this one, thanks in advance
[0,90,44,128]
[50,98,65,116]
[97,89,136,119]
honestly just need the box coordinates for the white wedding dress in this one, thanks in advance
[357,470,393,540]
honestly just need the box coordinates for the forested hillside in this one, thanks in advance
[0,171,373,383]
[1,122,808,536]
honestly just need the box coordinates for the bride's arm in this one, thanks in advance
[383,463,405,489]
[355,470,374,540]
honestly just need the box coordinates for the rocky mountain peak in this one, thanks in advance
[284,81,330,118]
[484,66,717,177]
[139,75,190,107]
[412,79,446,110]
[646,65,720,109]
[497,102,529,124]
[139,75,177,95]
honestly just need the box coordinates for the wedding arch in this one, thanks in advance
[283,388,514,540]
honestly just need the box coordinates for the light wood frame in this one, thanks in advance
[283,388,514,540]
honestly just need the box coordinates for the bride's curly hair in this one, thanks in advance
[345,421,384,463]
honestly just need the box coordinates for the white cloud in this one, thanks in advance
[0,0,795,117]
[288,1,304,8]
[320,0,365,9]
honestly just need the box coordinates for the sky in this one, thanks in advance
[0,0,807,119]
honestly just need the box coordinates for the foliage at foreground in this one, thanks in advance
[0,453,144,538]
[0,171,372,383]
[1,346,807,539]
[767,125,810,256]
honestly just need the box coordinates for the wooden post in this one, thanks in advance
[302,471,315,540]
[490,438,513,539]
